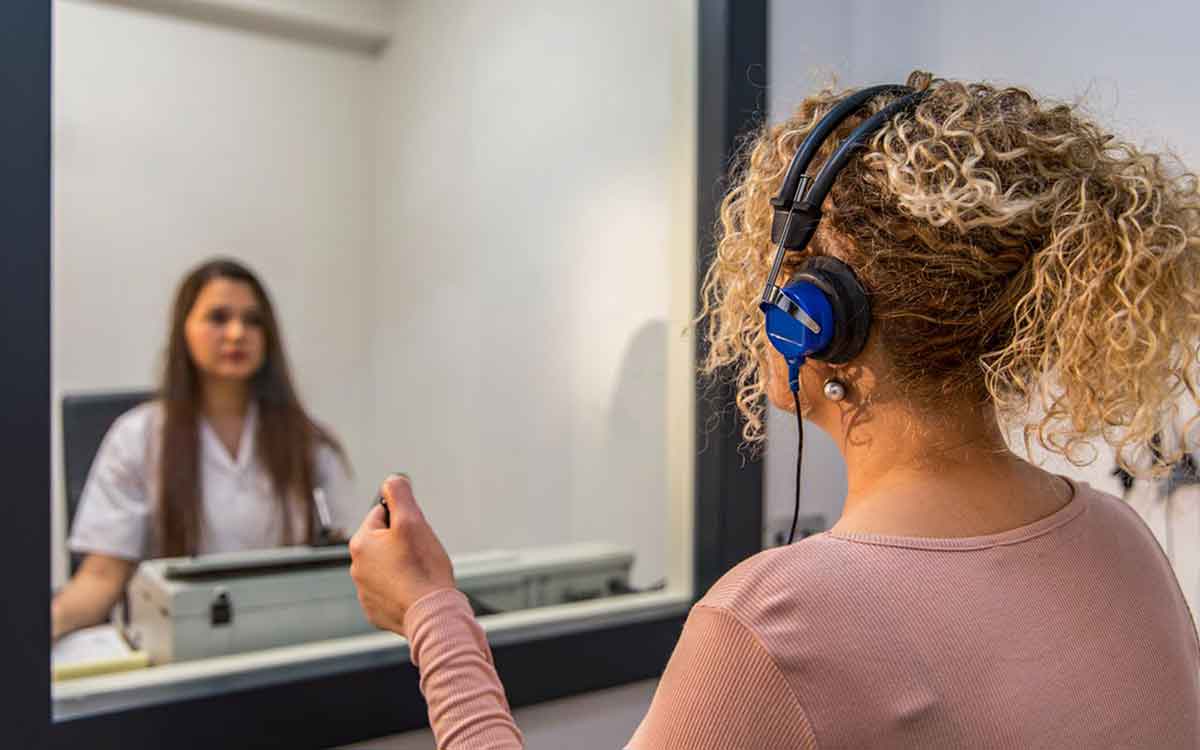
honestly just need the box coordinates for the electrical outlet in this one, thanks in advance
[764,513,828,548]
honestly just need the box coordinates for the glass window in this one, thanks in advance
[50,0,697,719]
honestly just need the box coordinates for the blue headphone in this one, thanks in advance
[760,84,928,392]
[763,83,928,545]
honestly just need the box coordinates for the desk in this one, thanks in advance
[53,589,689,721]
[123,541,639,664]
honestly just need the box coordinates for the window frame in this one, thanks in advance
[3,1,767,745]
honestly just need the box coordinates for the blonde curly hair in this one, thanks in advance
[699,71,1200,475]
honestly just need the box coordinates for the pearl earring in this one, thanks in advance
[822,378,847,401]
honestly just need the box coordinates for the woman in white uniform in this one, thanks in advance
[52,258,356,640]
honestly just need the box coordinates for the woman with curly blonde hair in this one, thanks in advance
[347,72,1200,748]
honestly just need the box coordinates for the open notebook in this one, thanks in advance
[52,624,149,681]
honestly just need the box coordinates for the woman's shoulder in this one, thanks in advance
[698,535,853,614]
[696,532,873,638]
[104,399,164,444]
[1087,480,1188,568]
[1086,481,1156,529]
[79,399,162,489]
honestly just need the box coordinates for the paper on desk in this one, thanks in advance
[52,624,149,681]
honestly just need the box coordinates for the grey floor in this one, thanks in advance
[339,678,658,749]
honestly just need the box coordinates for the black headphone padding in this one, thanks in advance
[789,256,871,364]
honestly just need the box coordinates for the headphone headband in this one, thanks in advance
[770,84,909,218]
[762,84,928,308]
[768,86,927,250]
[801,89,929,215]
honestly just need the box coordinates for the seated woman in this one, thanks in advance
[350,72,1200,748]
[52,257,355,641]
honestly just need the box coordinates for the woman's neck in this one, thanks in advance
[827,400,1071,538]
[200,378,251,420]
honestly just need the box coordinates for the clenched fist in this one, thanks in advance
[349,474,456,636]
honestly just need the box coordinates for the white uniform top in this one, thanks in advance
[67,401,359,560]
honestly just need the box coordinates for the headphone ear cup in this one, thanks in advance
[790,257,870,364]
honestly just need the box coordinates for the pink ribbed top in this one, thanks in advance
[404,482,1200,748]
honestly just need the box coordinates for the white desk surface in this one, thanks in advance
[53,590,690,722]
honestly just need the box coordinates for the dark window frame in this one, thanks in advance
[2,1,766,746]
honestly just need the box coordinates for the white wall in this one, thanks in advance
[768,0,1200,612]
[366,0,697,590]
[52,0,379,584]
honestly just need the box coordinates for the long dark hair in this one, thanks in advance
[158,257,344,556]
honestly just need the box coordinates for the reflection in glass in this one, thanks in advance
[51,0,696,719]
[53,258,355,641]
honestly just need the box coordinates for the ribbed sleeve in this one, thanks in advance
[626,605,818,749]
[404,589,524,749]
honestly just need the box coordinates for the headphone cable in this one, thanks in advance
[788,388,804,545]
